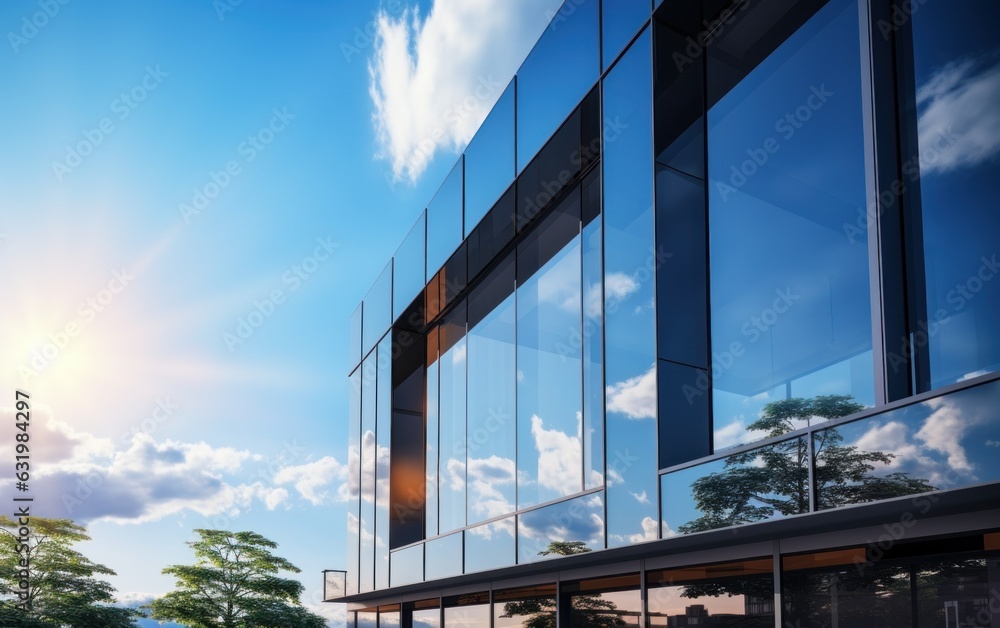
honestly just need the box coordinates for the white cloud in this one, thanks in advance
[609,516,660,544]
[606,364,657,420]
[531,414,582,495]
[369,0,562,182]
[273,456,350,506]
[467,455,516,520]
[630,489,649,505]
[917,57,1000,174]
[916,399,974,474]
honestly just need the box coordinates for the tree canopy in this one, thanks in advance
[148,528,326,628]
[0,516,142,627]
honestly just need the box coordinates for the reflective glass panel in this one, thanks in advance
[413,607,440,628]
[466,260,516,524]
[494,585,556,628]
[360,352,378,592]
[708,0,874,452]
[443,601,489,628]
[394,213,426,321]
[375,338,391,590]
[647,558,774,627]
[464,517,515,574]
[661,436,809,536]
[517,492,604,563]
[427,158,464,281]
[351,303,363,369]
[363,262,392,358]
[347,369,361,596]
[379,610,400,628]
[358,610,377,628]
[438,304,467,534]
[566,575,642,627]
[425,330,439,538]
[814,378,1000,510]
[582,171,604,489]
[516,0,599,172]
[465,80,515,235]
[516,210,583,509]
[902,3,1000,389]
[425,532,463,582]
[390,544,423,588]
[602,0,649,71]
[602,28,658,549]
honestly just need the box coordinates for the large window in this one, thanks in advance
[898,2,1000,390]
[647,558,774,626]
[708,0,875,453]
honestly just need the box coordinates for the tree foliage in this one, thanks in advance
[679,395,935,535]
[148,528,326,628]
[0,516,141,627]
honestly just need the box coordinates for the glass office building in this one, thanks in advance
[333,1,1000,626]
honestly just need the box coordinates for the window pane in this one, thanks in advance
[602,0,649,71]
[494,585,556,628]
[375,338,392,590]
[647,559,774,627]
[582,171,604,489]
[360,352,378,592]
[364,262,392,358]
[516,207,583,509]
[566,575,642,627]
[661,436,809,536]
[465,80,515,235]
[413,608,440,628]
[428,158,464,280]
[517,492,604,563]
[351,303,363,369]
[425,532,463,581]
[438,304,467,534]
[358,610,377,628]
[347,369,361,596]
[390,544,423,588]
[516,0,599,172]
[782,556,911,626]
[814,378,1000,511]
[464,517,515,574]
[394,213,426,321]
[603,27,658,549]
[425,330,439,538]
[708,0,874,452]
[467,259,516,524]
[443,602,489,628]
[902,2,1000,389]
[468,185,516,281]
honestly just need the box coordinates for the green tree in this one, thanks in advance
[679,395,935,534]
[0,516,142,627]
[500,542,627,628]
[148,528,326,628]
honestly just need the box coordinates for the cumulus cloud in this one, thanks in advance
[916,399,974,474]
[917,56,1000,174]
[369,0,562,181]
[0,408,347,524]
[273,456,350,506]
[608,516,661,545]
[531,415,582,495]
[606,365,657,420]
[630,490,650,505]
[467,455,516,520]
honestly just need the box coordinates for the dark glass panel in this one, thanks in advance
[390,328,425,549]
[516,209,583,508]
[647,558,774,627]
[708,0,874,453]
[465,79,515,235]
[515,110,582,234]
[438,303,467,534]
[466,259,516,524]
[655,165,708,370]
[603,27,659,549]
[516,0,599,172]
[440,242,467,313]
[425,329,439,538]
[517,493,604,563]
[658,360,710,469]
[375,337,392,590]
[424,532,463,581]
[494,585,557,628]
[814,378,1000,511]
[580,85,602,171]
[363,261,392,357]
[900,2,1000,389]
[464,517,515,574]
[582,170,604,489]
[661,436,809,536]
[653,19,705,179]
[389,544,423,588]
[467,185,516,281]
[360,351,378,592]
[427,158,464,280]
[347,368,361,596]
[603,0,650,71]
[393,213,426,321]
[566,574,642,627]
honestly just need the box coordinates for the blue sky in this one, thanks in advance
[0,0,559,623]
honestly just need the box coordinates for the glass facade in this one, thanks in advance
[339,1,1000,621]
